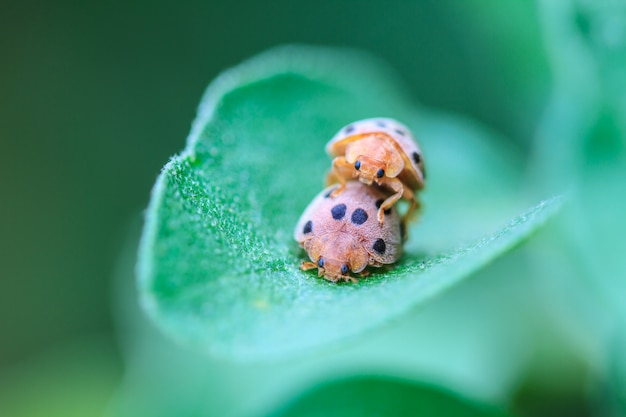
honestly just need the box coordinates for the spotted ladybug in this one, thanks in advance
[294,181,403,283]
[325,117,426,224]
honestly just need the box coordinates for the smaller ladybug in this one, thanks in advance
[325,117,426,224]
[294,181,403,283]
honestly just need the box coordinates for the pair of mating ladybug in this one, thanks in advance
[294,118,426,283]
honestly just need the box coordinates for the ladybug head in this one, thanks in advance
[315,256,353,281]
[345,135,404,183]
[352,155,386,185]
[306,233,369,282]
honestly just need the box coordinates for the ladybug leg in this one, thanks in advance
[300,261,317,271]
[342,275,358,283]
[324,170,338,186]
[328,156,352,197]
[375,177,404,224]
[403,196,420,224]
[397,188,421,240]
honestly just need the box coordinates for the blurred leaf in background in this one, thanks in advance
[0,337,121,417]
[265,375,511,417]
[528,0,626,415]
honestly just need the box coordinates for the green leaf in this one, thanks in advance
[138,45,562,360]
[264,375,511,417]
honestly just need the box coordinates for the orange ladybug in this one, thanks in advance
[294,181,403,283]
[325,118,426,224]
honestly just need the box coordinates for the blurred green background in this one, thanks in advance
[1,0,624,416]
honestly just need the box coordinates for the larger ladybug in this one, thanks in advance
[294,181,403,283]
[325,117,426,224]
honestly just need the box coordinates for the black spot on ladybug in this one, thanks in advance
[376,121,387,128]
[373,238,386,254]
[331,204,347,220]
[351,208,368,225]
[394,129,405,136]
[375,199,392,215]
[303,220,313,234]
[344,125,355,134]
[412,151,421,164]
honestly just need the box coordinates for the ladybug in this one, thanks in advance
[325,117,426,224]
[294,181,403,283]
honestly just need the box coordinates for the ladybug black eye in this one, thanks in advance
[341,265,349,275]
[354,160,361,170]
[318,258,325,268]
[376,168,384,178]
